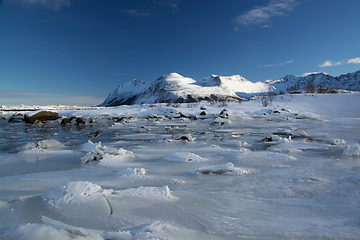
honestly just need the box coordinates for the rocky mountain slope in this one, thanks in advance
[100,73,272,106]
[100,70,360,106]
[268,70,360,94]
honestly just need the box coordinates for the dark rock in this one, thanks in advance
[76,118,86,125]
[179,112,189,118]
[177,136,190,141]
[261,136,273,142]
[116,116,128,122]
[145,115,157,120]
[219,109,229,118]
[200,106,206,110]
[8,116,23,123]
[220,109,227,115]
[190,115,197,120]
[89,131,102,138]
[24,111,58,123]
[200,111,206,116]
[61,118,71,126]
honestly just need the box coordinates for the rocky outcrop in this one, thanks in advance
[268,70,360,94]
[24,111,59,123]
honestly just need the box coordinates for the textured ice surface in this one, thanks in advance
[1,93,360,239]
[163,152,208,162]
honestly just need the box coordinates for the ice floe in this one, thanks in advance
[44,181,104,205]
[107,186,176,201]
[80,140,134,164]
[1,93,360,239]
[342,143,360,157]
[163,152,208,162]
[17,139,65,152]
[191,162,251,175]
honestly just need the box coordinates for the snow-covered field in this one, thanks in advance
[1,93,359,239]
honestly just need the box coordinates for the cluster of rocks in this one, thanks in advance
[6,111,59,124]
[6,110,90,127]
[5,107,232,128]
[60,117,86,126]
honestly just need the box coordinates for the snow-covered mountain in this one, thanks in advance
[100,73,272,106]
[100,70,360,106]
[268,70,360,94]
[101,79,151,106]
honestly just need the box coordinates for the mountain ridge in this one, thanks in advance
[100,70,360,106]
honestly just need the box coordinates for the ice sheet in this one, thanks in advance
[1,93,360,239]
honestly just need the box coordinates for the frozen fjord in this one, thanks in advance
[0,93,360,239]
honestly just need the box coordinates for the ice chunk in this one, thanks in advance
[342,143,360,157]
[116,168,146,177]
[262,134,292,143]
[129,221,181,239]
[1,217,207,240]
[163,152,208,162]
[191,162,251,175]
[1,222,104,240]
[80,140,105,152]
[18,142,37,151]
[17,139,64,152]
[104,148,134,158]
[198,144,229,152]
[81,147,104,163]
[44,181,103,205]
[80,140,134,164]
[36,139,65,149]
[330,138,347,145]
[42,181,113,222]
[222,148,251,155]
[96,154,126,167]
[108,186,176,201]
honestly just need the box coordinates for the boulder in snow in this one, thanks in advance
[24,110,58,123]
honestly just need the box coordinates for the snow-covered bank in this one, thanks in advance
[1,93,359,239]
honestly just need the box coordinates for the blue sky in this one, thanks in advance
[1,0,359,106]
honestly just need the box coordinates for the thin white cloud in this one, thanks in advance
[258,59,294,68]
[319,60,342,67]
[123,9,151,17]
[347,57,360,64]
[5,0,71,11]
[156,0,181,10]
[234,0,299,31]
[0,90,103,106]
[319,57,360,67]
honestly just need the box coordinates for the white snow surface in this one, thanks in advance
[1,93,360,240]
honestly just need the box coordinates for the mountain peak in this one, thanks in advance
[99,70,360,106]
[162,73,196,84]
